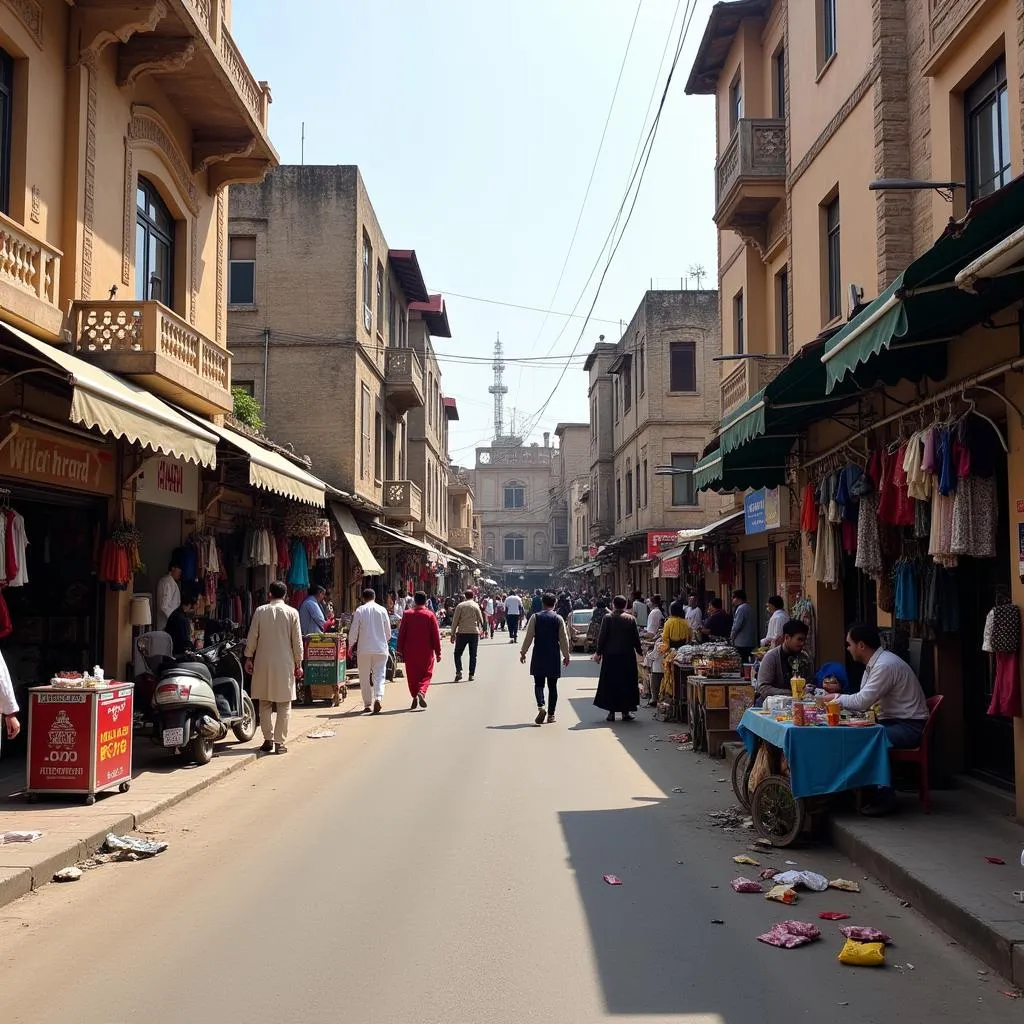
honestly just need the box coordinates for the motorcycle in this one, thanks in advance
[150,637,257,764]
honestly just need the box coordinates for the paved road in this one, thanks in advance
[0,634,1017,1023]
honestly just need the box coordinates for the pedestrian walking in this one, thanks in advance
[244,580,304,754]
[0,649,21,755]
[529,589,543,620]
[484,594,496,638]
[554,590,572,622]
[519,591,570,725]
[349,587,393,714]
[631,590,649,629]
[593,595,642,723]
[451,589,486,681]
[495,594,507,632]
[397,591,442,710]
[730,589,758,664]
[503,591,524,643]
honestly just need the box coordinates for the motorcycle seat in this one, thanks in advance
[161,662,213,685]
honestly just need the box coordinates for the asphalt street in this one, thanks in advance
[0,633,1017,1023]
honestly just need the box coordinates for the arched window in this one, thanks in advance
[503,480,525,509]
[503,533,525,562]
[136,176,175,307]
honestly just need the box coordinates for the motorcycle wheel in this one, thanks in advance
[232,694,257,742]
[189,733,214,765]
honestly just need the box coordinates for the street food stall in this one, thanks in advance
[736,703,891,846]
[25,675,134,805]
[300,633,348,706]
[670,644,750,753]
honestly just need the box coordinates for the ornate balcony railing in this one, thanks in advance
[383,479,423,522]
[385,347,425,413]
[720,356,790,419]
[0,212,60,307]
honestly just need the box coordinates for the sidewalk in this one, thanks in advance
[722,743,1024,986]
[0,700,350,909]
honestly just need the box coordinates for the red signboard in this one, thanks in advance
[647,531,678,558]
[27,691,92,792]
[660,556,681,578]
[95,688,133,788]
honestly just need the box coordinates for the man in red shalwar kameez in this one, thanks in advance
[397,591,443,711]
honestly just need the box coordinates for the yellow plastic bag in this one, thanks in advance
[837,939,886,966]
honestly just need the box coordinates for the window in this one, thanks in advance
[0,49,11,215]
[776,267,790,355]
[376,261,385,332]
[772,47,786,119]
[503,483,525,509]
[622,361,632,413]
[387,289,397,342]
[590,399,597,440]
[427,372,434,428]
[361,232,373,332]
[374,397,383,482]
[503,535,525,562]
[136,177,175,306]
[824,195,841,322]
[642,458,648,508]
[626,463,633,515]
[554,523,568,546]
[729,72,743,133]
[670,454,697,506]
[965,57,1010,202]
[669,341,697,392]
[615,478,622,521]
[614,377,620,422]
[360,385,371,480]
[228,236,256,305]
[818,0,836,67]
[638,341,646,395]
[734,291,745,355]
[234,380,255,397]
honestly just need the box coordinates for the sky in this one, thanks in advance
[232,0,718,463]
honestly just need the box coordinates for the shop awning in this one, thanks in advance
[822,174,1024,393]
[656,510,745,559]
[693,438,790,493]
[368,522,446,563]
[329,502,384,575]
[0,322,218,467]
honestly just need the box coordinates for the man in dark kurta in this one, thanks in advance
[519,592,571,726]
[397,592,443,711]
[593,595,642,722]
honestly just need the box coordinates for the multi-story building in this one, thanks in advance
[469,439,557,593]
[585,291,723,594]
[550,423,589,573]
[686,0,1024,800]
[0,0,279,688]
[446,464,477,558]
[227,166,466,596]
[584,339,618,548]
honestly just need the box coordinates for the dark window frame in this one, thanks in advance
[820,0,837,66]
[772,46,786,119]
[503,535,525,562]
[965,55,1011,202]
[729,71,743,133]
[669,341,697,393]
[776,267,790,355]
[670,453,697,507]
[825,195,841,322]
[734,290,745,355]
[0,48,14,216]
[136,176,175,307]
[228,235,256,305]
[622,361,632,413]
[503,484,525,510]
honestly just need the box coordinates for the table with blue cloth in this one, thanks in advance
[737,709,892,799]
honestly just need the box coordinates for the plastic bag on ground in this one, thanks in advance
[733,855,759,865]
[818,912,850,920]
[0,830,43,844]
[840,926,893,945]
[772,869,829,891]
[757,920,822,948]
[765,885,799,904]
[829,878,861,892]
[731,877,762,893]
[104,833,168,858]
[838,938,886,966]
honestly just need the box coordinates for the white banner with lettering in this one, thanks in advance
[134,455,199,511]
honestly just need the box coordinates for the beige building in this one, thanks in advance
[687,0,1024,801]
[446,464,478,560]
[0,0,279,687]
[584,291,722,594]
[551,422,589,572]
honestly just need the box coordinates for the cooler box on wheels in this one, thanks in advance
[301,634,348,706]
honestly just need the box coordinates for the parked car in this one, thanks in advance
[569,608,595,652]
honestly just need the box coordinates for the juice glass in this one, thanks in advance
[826,702,841,727]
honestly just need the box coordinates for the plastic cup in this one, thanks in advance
[790,676,803,699]
[826,702,841,727]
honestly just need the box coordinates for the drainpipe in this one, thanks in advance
[262,328,270,418]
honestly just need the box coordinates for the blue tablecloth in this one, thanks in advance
[737,709,892,799]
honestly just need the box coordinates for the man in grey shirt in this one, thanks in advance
[729,589,758,661]
[754,620,814,706]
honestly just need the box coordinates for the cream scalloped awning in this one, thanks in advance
[330,502,383,575]
[2,322,218,467]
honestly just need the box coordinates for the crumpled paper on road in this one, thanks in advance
[772,870,829,892]
[0,830,43,844]
[829,878,861,892]
[104,833,168,859]
[757,920,821,948]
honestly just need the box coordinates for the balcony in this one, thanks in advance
[385,348,425,414]
[449,526,474,552]
[77,0,277,191]
[447,467,472,494]
[0,213,63,339]
[714,119,786,252]
[70,300,231,415]
[720,356,790,419]
[383,479,422,523]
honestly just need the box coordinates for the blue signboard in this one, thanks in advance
[744,488,781,535]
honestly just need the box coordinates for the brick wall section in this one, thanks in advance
[905,0,935,256]
[873,0,915,290]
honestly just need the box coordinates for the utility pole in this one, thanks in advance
[488,334,508,441]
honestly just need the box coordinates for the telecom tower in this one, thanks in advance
[488,335,509,441]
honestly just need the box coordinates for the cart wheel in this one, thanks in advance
[731,749,751,811]
[85,795,96,806]
[340,685,348,701]
[750,774,806,847]
[119,781,131,793]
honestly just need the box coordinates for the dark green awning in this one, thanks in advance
[694,436,791,493]
[823,175,1024,392]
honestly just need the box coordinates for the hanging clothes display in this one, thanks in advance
[950,475,996,558]
[287,539,309,588]
[983,601,1022,719]
[854,493,884,578]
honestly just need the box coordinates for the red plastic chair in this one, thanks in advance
[889,695,943,813]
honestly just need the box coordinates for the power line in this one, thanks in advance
[432,289,623,325]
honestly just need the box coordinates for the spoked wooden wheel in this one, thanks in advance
[731,749,751,811]
[750,774,806,847]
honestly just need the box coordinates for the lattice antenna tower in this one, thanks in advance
[488,334,508,441]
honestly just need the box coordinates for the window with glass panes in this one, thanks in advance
[965,57,1011,202]
[670,454,697,506]
[136,177,175,306]
[228,236,256,304]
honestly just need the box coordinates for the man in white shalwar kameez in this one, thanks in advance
[244,581,303,754]
[0,650,20,754]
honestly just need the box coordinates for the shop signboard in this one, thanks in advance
[646,531,678,557]
[744,488,781,535]
[659,556,681,578]
[134,455,199,511]
[95,688,133,789]
[0,424,114,495]
[26,691,91,791]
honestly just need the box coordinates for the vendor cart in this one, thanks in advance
[26,683,134,805]
[300,634,348,706]
[687,675,753,756]
[736,708,892,846]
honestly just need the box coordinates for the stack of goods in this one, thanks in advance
[690,643,742,677]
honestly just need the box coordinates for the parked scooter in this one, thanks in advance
[151,638,256,764]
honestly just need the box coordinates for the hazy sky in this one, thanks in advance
[233,0,717,462]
